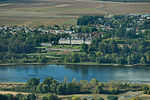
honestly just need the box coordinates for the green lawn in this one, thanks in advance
[27,53,48,56]
[36,47,48,49]
[51,45,81,49]
[63,19,77,25]
[45,56,63,59]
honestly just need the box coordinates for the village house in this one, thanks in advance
[50,30,73,34]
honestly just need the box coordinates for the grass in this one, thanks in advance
[36,47,48,49]
[146,40,150,42]
[49,52,58,55]
[62,62,115,66]
[45,56,63,59]
[27,50,68,60]
[63,19,77,25]
[51,45,81,49]
[27,53,48,56]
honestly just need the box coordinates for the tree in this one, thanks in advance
[42,96,48,100]
[65,83,73,94]
[65,53,80,63]
[90,78,98,85]
[42,76,55,85]
[41,84,49,93]
[26,94,36,100]
[140,56,147,64]
[0,94,7,100]
[98,42,108,54]
[36,84,43,93]
[56,83,67,95]
[49,83,58,93]
[95,97,104,100]
[71,82,81,94]
[16,94,26,100]
[81,43,89,53]
[142,85,149,94]
[94,85,103,94]
[107,95,118,100]
[72,96,81,100]
[46,94,60,100]
[27,78,40,87]
[4,94,14,100]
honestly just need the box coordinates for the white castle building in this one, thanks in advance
[59,37,92,45]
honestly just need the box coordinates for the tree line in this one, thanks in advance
[3,76,143,95]
[0,93,120,100]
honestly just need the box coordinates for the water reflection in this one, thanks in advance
[0,64,150,82]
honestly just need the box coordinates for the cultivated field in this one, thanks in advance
[0,0,150,26]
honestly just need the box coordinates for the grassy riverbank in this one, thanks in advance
[0,90,148,100]
[0,80,150,100]
[0,62,149,67]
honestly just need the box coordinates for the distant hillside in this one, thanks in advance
[0,0,150,3]
[98,0,150,2]
[0,0,34,3]
[0,0,20,3]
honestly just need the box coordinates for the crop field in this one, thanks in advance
[0,0,150,26]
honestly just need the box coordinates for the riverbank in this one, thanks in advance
[0,62,149,67]
[0,82,25,89]
[0,76,150,100]
[0,90,149,100]
[0,81,148,99]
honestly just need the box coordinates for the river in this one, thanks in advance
[0,64,150,83]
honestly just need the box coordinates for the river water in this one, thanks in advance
[0,64,150,83]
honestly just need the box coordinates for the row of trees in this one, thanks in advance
[0,93,62,100]
[7,77,142,95]
[0,32,65,54]
[65,51,150,64]
[68,95,118,100]
[0,94,36,100]
[0,93,119,100]
[18,77,81,94]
